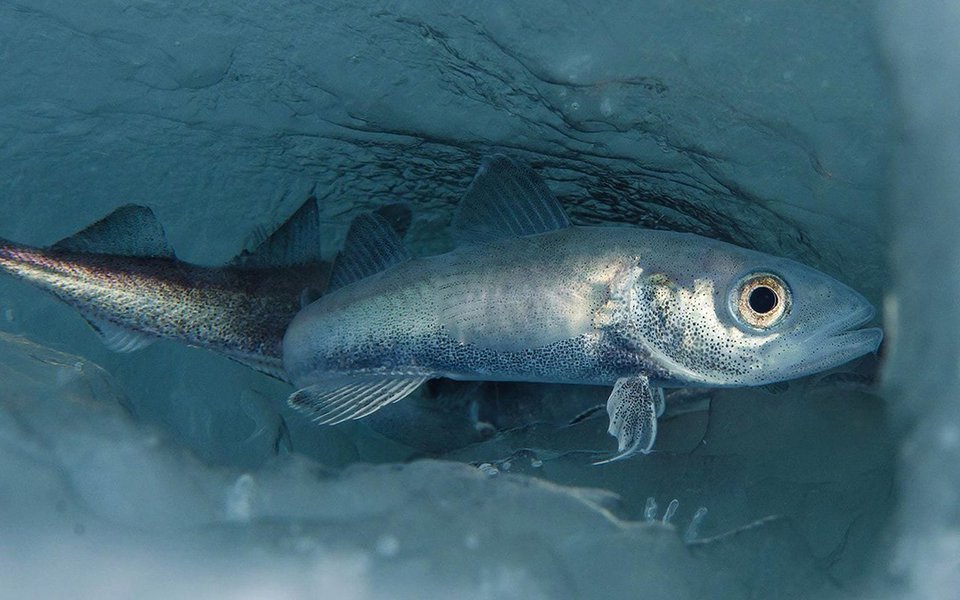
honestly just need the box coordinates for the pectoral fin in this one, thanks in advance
[594,375,662,464]
[438,284,597,352]
[288,376,428,425]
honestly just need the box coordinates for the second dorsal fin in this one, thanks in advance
[451,155,570,245]
[232,197,324,269]
[53,205,175,258]
[327,212,411,292]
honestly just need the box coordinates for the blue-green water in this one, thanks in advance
[0,1,955,598]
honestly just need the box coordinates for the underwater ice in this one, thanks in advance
[0,333,873,599]
[0,0,954,597]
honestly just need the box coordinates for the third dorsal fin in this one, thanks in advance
[327,212,411,292]
[232,197,324,269]
[451,154,570,245]
[53,205,175,258]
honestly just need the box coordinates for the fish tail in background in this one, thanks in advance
[0,206,290,364]
[0,206,173,307]
[0,238,20,283]
[0,238,56,286]
[0,198,413,377]
[0,205,180,305]
[0,231,164,353]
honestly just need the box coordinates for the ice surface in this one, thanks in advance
[878,1,960,597]
[0,333,838,599]
[0,0,946,598]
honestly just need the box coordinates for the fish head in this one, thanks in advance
[614,235,882,387]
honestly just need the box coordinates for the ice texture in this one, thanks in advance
[0,333,835,600]
[879,1,960,597]
[0,0,946,598]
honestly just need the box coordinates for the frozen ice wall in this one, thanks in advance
[0,0,946,598]
[879,1,960,597]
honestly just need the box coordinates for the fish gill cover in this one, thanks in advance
[0,1,953,599]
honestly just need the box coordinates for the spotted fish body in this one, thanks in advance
[0,201,329,379]
[284,156,883,461]
[0,156,883,462]
[285,228,873,387]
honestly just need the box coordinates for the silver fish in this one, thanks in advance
[283,155,883,462]
[0,200,331,379]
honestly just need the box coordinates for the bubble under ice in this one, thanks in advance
[0,0,951,598]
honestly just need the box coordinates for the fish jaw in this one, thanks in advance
[757,299,882,384]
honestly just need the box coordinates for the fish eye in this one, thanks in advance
[749,286,778,313]
[734,273,790,329]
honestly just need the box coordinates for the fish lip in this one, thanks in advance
[822,301,883,356]
[793,301,882,372]
[774,300,882,381]
[823,302,877,339]
[792,300,876,347]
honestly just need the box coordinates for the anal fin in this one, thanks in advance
[288,375,428,425]
[84,316,156,353]
[594,375,661,465]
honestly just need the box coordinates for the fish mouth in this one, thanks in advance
[803,302,883,374]
[821,302,878,339]
[783,302,883,380]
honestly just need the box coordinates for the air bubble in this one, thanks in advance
[662,498,679,524]
[684,507,709,542]
[477,463,499,476]
[375,534,400,557]
[224,473,256,522]
[643,497,658,521]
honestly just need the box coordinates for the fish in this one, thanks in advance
[283,155,883,462]
[0,199,333,379]
[0,156,883,462]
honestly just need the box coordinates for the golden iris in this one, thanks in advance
[736,273,789,329]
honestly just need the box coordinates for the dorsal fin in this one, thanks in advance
[327,212,411,292]
[451,155,570,245]
[372,202,413,239]
[53,205,175,258]
[232,197,324,268]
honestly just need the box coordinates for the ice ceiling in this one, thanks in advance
[1,1,888,286]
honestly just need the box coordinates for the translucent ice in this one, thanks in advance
[878,1,960,597]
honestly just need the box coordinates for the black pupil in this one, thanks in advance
[748,286,778,314]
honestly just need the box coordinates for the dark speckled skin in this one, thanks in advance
[0,240,328,379]
[284,225,882,391]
